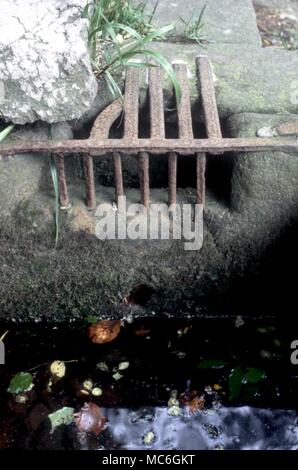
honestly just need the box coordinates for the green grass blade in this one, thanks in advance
[140,49,182,103]
[50,155,59,249]
[148,1,159,25]
[0,124,15,142]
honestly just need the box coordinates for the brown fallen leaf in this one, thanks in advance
[179,390,205,414]
[74,402,106,435]
[88,320,121,344]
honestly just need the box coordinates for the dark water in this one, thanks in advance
[0,318,297,449]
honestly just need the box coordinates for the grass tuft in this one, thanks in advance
[83,0,182,102]
[179,4,207,45]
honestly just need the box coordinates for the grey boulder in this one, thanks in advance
[0,0,97,124]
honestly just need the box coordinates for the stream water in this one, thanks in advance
[0,317,297,450]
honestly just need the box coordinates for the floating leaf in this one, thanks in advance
[97,361,109,372]
[168,405,182,417]
[112,372,123,381]
[49,407,74,434]
[118,361,130,371]
[74,403,106,435]
[213,384,223,391]
[143,431,156,445]
[197,359,228,369]
[7,372,34,394]
[188,396,205,414]
[50,361,66,379]
[83,379,94,391]
[246,367,266,384]
[168,397,179,407]
[89,320,121,344]
[180,390,205,414]
[228,367,244,401]
[15,394,29,404]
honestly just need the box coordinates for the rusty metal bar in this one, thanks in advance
[173,63,194,140]
[83,153,96,210]
[55,153,70,209]
[138,152,150,209]
[90,98,123,140]
[124,68,146,206]
[149,66,165,139]
[276,122,298,136]
[0,137,297,156]
[196,56,222,139]
[168,63,193,206]
[113,152,124,202]
[168,152,177,205]
[124,68,140,139]
[2,61,297,218]
[196,153,206,205]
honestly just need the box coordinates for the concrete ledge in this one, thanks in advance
[143,0,262,46]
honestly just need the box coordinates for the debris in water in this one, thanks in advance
[97,361,109,372]
[143,430,156,445]
[7,372,34,394]
[92,387,103,397]
[50,360,66,379]
[213,384,223,391]
[88,320,121,344]
[180,390,205,414]
[112,372,123,381]
[49,407,74,434]
[82,379,93,391]
[203,424,223,439]
[15,394,28,404]
[168,405,182,417]
[118,361,130,371]
[74,403,106,435]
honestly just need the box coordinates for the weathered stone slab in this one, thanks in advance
[143,0,262,46]
[0,0,97,124]
[255,0,298,17]
[0,121,75,218]
[226,113,298,218]
[0,124,51,218]
[149,42,298,117]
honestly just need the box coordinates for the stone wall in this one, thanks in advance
[0,0,298,321]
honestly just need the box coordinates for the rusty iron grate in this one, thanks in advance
[0,56,297,211]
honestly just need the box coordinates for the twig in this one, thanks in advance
[28,359,78,372]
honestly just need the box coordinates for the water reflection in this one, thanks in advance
[104,406,298,450]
